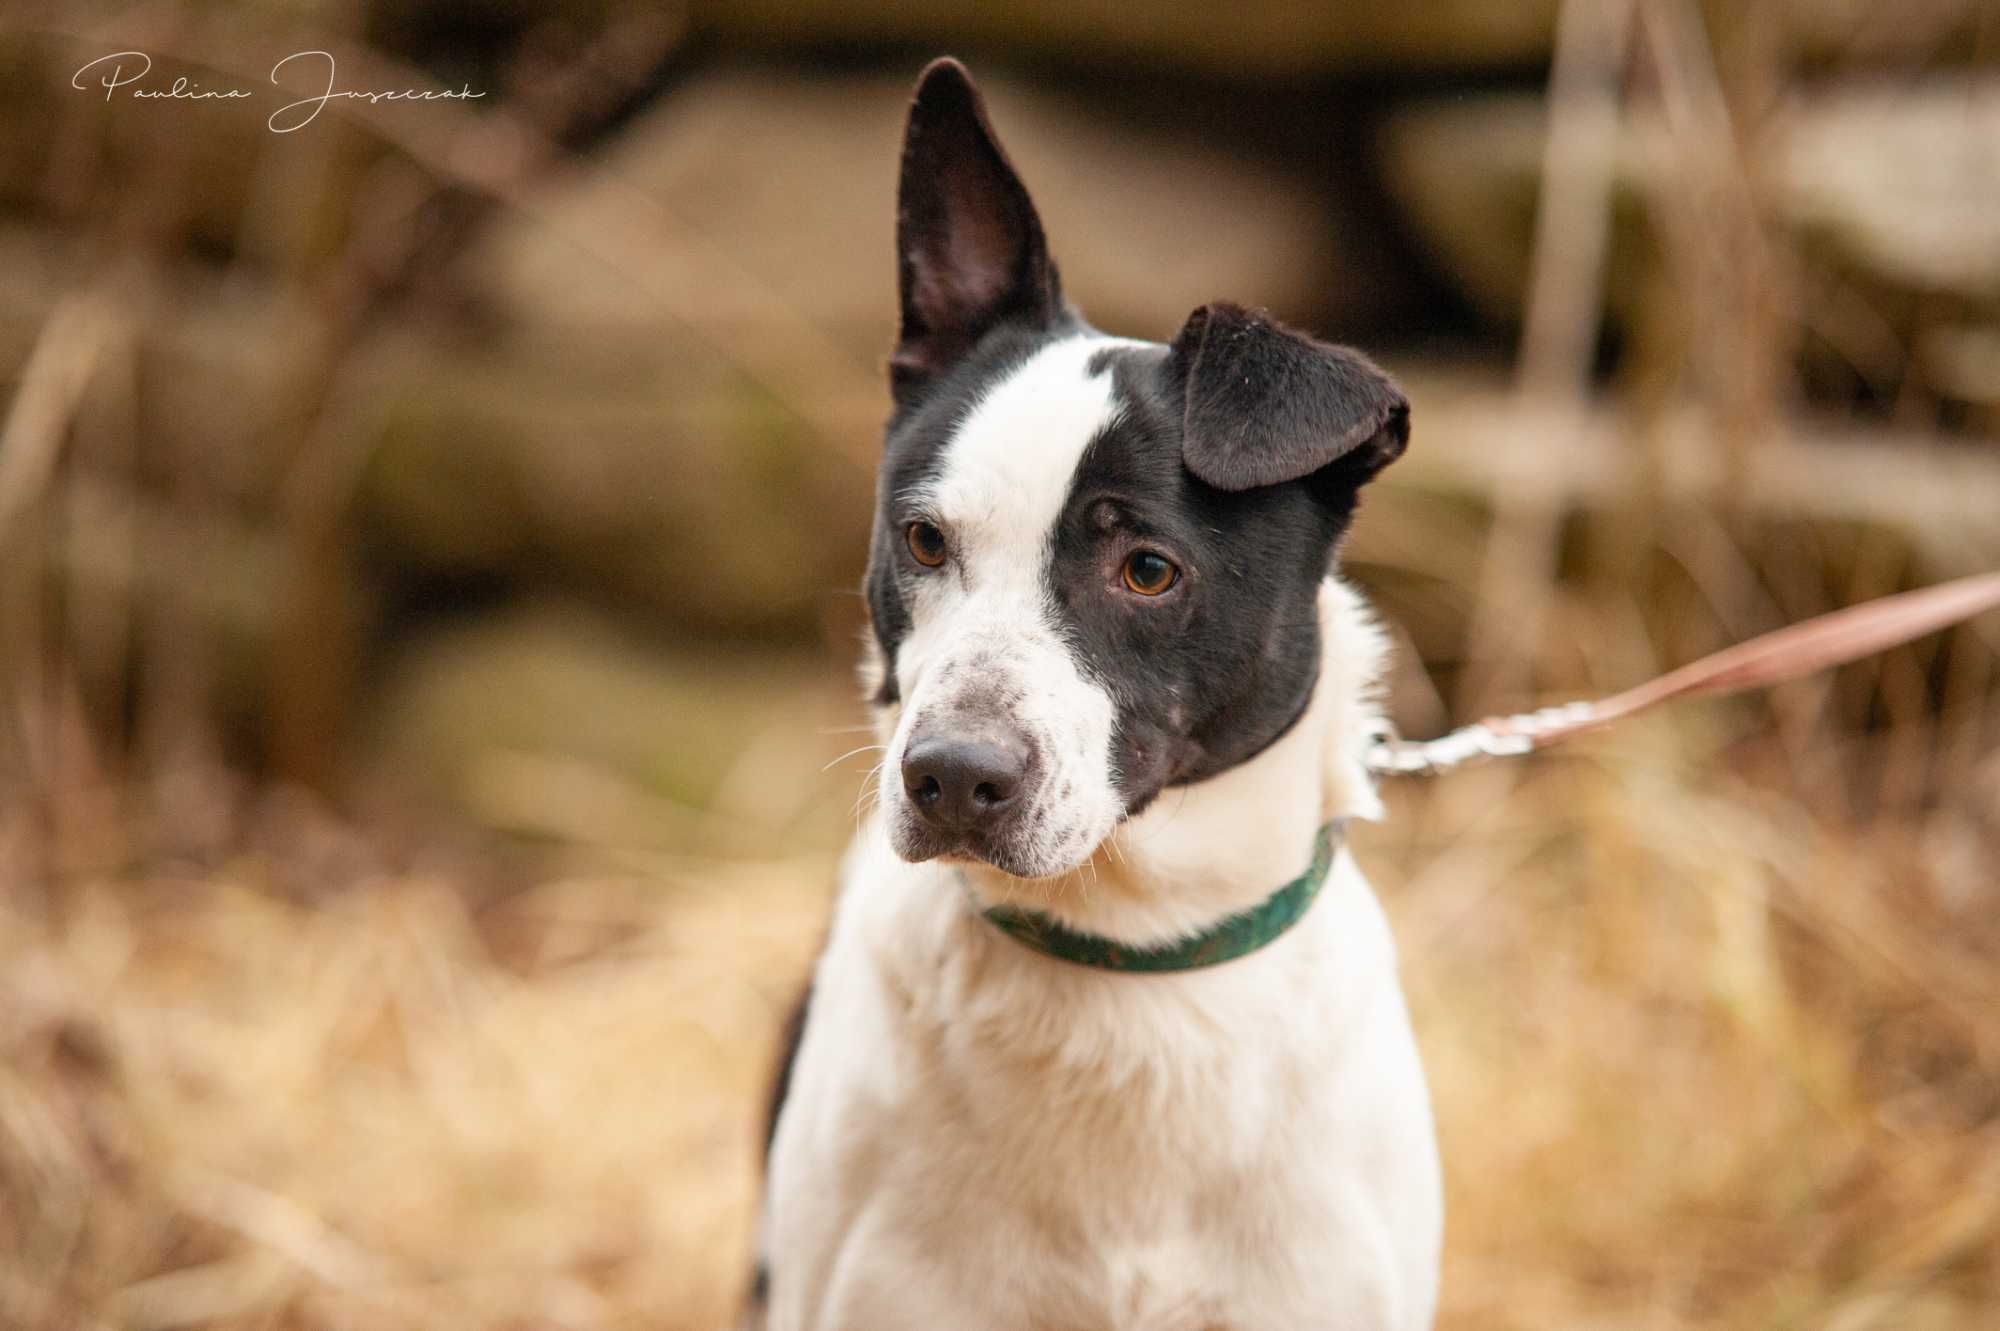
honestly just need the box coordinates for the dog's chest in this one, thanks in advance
[779,888,1394,1329]
[815,1044,1324,1331]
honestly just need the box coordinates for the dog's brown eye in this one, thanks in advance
[907,521,948,568]
[1122,550,1179,596]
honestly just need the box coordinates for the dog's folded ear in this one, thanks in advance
[1169,303,1409,492]
[892,59,1063,407]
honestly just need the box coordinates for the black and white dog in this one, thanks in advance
[760,59,1441,1331]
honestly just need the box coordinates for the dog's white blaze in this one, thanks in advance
[888,335,1145,877]
[918,335,1135,576]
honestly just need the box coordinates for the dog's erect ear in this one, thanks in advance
[1168,303,1409,492]
[892,58,1063,406]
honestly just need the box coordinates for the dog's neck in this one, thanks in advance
[953,578,1388,950]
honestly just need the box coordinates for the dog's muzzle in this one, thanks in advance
[892,718,1045,871]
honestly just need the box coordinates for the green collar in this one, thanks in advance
[980,821,1342,973]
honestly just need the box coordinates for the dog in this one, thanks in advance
[757,58,1442,1331]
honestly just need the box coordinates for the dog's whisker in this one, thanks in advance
[850,759,889,826]
[822,743,889,773]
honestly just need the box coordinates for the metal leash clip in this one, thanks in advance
[1366,701,1595,776]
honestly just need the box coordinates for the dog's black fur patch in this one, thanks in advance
[1040,339,1378,814]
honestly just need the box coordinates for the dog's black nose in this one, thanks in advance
[902,736,1027,834]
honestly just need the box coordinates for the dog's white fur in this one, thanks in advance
[767,560,1442,1329]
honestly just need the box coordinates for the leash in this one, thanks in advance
[1366,569,2000,777]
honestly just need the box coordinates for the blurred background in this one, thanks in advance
[1,1,1997,1328]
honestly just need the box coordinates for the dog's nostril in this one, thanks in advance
[972,781,1003,808]
[915,775,942,806]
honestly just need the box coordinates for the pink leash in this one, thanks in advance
[1368,570,2000,776]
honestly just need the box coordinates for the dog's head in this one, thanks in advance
[865,59,1407,880]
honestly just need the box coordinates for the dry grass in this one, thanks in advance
[0,782,831,1331]
[3,703,1996,1331]
[1383,720,2000,1329]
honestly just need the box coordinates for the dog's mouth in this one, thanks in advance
[889,808,1049,879]
[886,789,1117,882]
